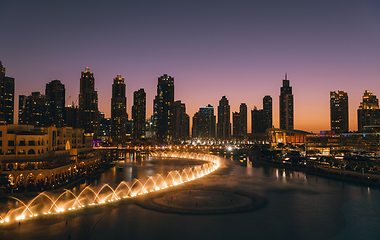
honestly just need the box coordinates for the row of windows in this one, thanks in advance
[0,148,46,155]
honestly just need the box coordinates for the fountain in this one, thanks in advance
[0,151,220,224]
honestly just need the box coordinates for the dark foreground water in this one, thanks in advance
[1,154,380,240]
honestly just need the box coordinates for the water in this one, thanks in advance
[1,154,380,240]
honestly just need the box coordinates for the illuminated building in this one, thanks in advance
[252,96,273,134]
[132,88,146,139]
[19,92,50,127]
[45,80,65,127]
[232,112,240,137]
[0,61,14,124]
[154,74,174,142]
[279,74,293,130]
[79,67,99,139]
[357,90,380,132]
[18,95,26,124]
[263,95,273,129]
[217,96,231,139]
[0,124,97,189]
[111,74,127,144]
[100,112,111,142]
[330,91,348,134]
[251,107,266,133]
[65,105,79,129]
[239,103,247,137]
[267,128,311,148]
[172,100,189,140]
[192,104,216,138]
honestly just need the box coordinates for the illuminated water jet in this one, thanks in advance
[0,151,220,224]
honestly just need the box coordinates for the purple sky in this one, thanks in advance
[1,0,379,133]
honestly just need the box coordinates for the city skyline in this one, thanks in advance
[1,0,379,133]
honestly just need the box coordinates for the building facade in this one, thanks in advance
[217,96,231,139]
[330,90,348,134]
[19,92,50,127]
[132,88,146,139]
[172,100,189,140]
[154,74,174,142]
[45,80,65,127]
[79,67,99,139]
[357,90,380,132]
[111,74,127,144]
[279,74,293,130]
[0,61,14,124]
[192,104,216,138]
[263,95,273,129]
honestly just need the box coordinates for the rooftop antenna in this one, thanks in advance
[285,73,287,80]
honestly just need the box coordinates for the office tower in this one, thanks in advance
[110,74,127,144]
[172,100,189,140]
[132,88,146,139]
[154,74,174,142]
[357,90,380,132]
[18,95,26,124]
[251,107,266,133]
[232,112,240,137]
[20,92,50,126]
[239,103,247,136]
[45,80,65,127]
[192,104,216,138]
[65,104,79,129]
[217,96,231,139]
[100,112,111,141]
[279,74,293,130]
[263,95,273,129]
[0,61,14,124]
[79,67,99,138]
[330,91,348,134]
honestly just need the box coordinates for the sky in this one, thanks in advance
[1,0,379,133]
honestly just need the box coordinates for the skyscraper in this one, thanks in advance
[232,112,240,137]
[252,96,273,133]
[330,91,348,134]
[239,103,247,136]
[172,100,190,140]
[279,74,293,130]
[251,107,266,133]
[111,74,127,144]
[192,104,216,138]
[263,95,272,129]
[0,61,14,124]
[79,67,99,138]
[20,92,50,127]
[155,74,174,142]
[45,80,65,127]
[217,96,231,139]
[357,90,380,132]
[18,95,26,124]
[132,88,146,139]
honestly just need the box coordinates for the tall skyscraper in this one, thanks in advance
[0,61,14,124]
[217,96,231,139]
[239,103,247,136]
[45,80,65,127]
[232,112,240,137]
[252,96,273,133]
[65,104,79,129]
[172,100,189,140]
[263,95,272,129]
[357,90,380,132]
[111,74,127,144]
[79,67,99,138]
[251,107,266,133]
[330,91,348,134]
[154,74,174,142]
[132,88,146,139]
[18,95,26,124]
[192,104,216,138]
[279,74,293,130]
[20,92,50,127]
